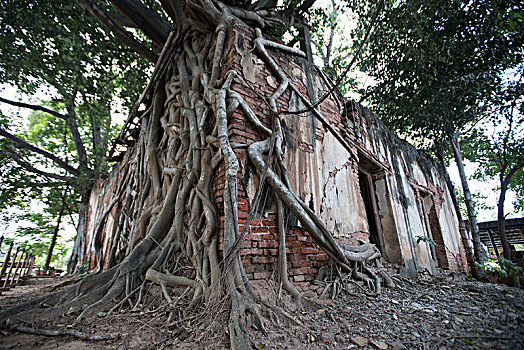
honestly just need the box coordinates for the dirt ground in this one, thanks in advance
[0,273,523,349]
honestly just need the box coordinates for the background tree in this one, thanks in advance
[462,74,524,286]
[0,0,149,270]
[305,0,357,95]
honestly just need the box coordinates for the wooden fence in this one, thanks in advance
[0,236,36,289]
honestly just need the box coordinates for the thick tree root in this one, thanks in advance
[6,321,110,341]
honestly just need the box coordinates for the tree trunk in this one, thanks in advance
[44,201,66,271]
[497,168,520,287]
[436,145,485,280]
[450,133,487,264]
[67,192,90,274]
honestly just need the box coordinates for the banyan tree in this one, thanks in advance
[1,0,407,347]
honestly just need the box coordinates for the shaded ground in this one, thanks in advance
[0,274,523,349]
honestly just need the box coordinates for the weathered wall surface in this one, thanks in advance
[83,23,468,279]
[84,167,123,270]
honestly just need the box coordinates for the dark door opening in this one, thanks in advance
[421,193,448,268]
[358,170,383,252]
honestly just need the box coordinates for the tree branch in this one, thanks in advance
[66,98,88,171]
[110,0,172,45]
[159,0,183,25]
[0,149,72,182]
[0,97,67,120]
[297,0,317,15]
[107,12,137,27]
[76,0,159,63]
[0,127,80,176]
[503,165,520,188]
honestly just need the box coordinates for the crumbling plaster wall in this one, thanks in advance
[82,23,467,278]
[85,166,124,270]
[356,106,467,275]
[282,99,369,241]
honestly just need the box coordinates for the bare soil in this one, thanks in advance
[1,274,523,349]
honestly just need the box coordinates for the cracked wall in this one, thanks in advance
[83,23,468,280]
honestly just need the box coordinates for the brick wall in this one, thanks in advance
[215,24,349,281]
[215,24,469,280]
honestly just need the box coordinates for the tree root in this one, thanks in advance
[6,321,110,341]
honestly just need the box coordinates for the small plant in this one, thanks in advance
[76,262,91,278]
[477,257,522,277]
[496,257,522,277]
[416,235,436,246]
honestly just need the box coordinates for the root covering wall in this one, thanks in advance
[84,24,468,280]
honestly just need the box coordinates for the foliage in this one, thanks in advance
[478,257,522,277]
[349,0,524,144]
[0,0,148,101]
[454,189,496,220]
[0,0,150,172]
[510,169,524,212]
[415,235,436,246]
[0,0,150,262]
[460,70,524,215]
[2,212,71,268]
[306,0,357,95]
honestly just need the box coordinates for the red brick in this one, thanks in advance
[252,256,275,264]
[240,241,252,249]
[237,204,250,211]
[301,247,321,255]
[293,275,306,282]
[253,271,272,280]
[251,226,270,233]
[309,254,329,261]
[244,234,261,241]
[262,220,276,226]
[291,260,310,268]
[244,265,255,273]
[258,241,278,249]
[241,248,258,256]
[290,267,315,275]
[288,252,306,260]
[268,227,279,234]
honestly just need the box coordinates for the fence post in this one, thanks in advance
[3,246,20,288]
[9,248,25,285]
[0,242,13,284]
[27,255,35,276]
[14,251,29,284]
[23,254,33,277]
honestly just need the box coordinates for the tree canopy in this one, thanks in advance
[0,0,153,263]
[352,0,524,142]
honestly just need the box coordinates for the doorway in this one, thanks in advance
[358,169,388,255]
[358,165,402,264]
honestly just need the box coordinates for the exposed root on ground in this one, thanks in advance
[6,321,110,341]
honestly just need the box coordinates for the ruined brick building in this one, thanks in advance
[84,24,469,281]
